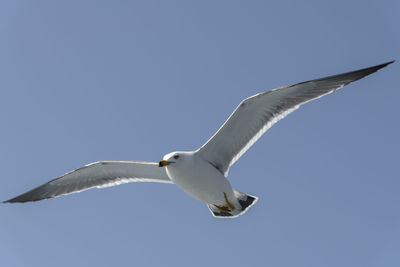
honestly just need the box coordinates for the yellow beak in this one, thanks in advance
[158,160,172,167]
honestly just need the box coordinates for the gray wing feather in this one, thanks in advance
[197,61,394,175]
[4,161,172,203]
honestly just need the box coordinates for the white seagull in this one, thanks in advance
[4,61,394,218]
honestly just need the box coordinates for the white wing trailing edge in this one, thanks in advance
[3,161,172,203]
[197,61,394,176]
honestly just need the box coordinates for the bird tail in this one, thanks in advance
[207,189,258,218]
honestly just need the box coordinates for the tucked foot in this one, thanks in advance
[207,189,258,218]
[214,192,235,212]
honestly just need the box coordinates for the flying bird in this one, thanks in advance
[4,61,394,218]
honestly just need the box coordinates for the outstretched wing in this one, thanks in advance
[197,61,394,175]
[4,161,172,203]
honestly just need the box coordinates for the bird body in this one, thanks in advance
[160,151,256,217]
[162,152,233,205]
[3,61,394,218]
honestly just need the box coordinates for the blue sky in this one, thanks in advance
[1,1,398,266]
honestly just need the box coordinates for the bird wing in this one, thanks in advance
[4,161,172,203]
[196,61,394,175]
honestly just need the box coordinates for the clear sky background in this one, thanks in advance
[1,1,398,267]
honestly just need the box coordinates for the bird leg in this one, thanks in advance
[214,192,235,212]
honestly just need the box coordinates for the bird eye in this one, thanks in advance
[173,155,179,160]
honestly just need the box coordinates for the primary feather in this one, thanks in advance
[4,161,172,203]
[197,61,394,175]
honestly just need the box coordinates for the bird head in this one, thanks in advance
[159,152,181,167]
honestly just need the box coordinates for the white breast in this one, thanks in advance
[165,152,234,205]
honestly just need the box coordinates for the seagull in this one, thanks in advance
[3,61,394,218]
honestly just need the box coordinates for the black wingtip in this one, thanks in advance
[366,60,395,73]
[2,194,40,203]
[3,198,18,204]
[367,60,395,76]
[378,60,395,68]
[2,195,43,203]
[337,60,395,84]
